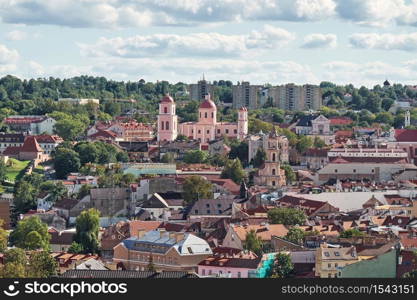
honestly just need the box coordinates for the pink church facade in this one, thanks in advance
[157,94,248,146]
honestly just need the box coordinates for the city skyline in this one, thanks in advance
[1,0,417,87]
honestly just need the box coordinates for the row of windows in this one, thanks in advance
[201,269,242,278]
[191,128,238,135]
[334,169,375,173]
[200,112,215,119]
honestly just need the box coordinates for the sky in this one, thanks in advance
[1,0,417,87]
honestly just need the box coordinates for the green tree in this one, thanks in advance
[339,228,365,238]
[54,116,87,141]
[68,241,84,254]
[375,111,394,125]
[267,207,307,226]
[313,136,326,149]
[0,220,8,252]
[253,148,266,168]
[0,159,6,182]
[183,150,208,164]
[27,251,58,278]
[284,227,306,245]
[221,159,246,184]
[53,148,81,179]
[78,184,92,199]
[161,152,175,163]
[116,151,129,163]
[183,175,213,204]
[271,252,294,278]
[73,208,100,254]
[243,230,263,256]
[9,216,50,250]
[0,261,26,278]
[13,180,38,215]
[281,164,296,184]
[39,181,67,203]
[296,136,313,154]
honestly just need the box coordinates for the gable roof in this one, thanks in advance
[395,129,417,142]
[21,136,43,152]
[232,224,288,241]
[296,115,317,127]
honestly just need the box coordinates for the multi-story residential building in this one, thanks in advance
[254,129,287,188]
[113,229,212,272]
[315,244,359,278]
[264,84,322,111]
[232,81,262,109]
[189,79,214,101]
[4,115,56,135]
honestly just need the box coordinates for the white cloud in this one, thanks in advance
[301,33,337,49]
[349,32,417,51]
[79,25,295,58]
[88,57,318,84]
[322,60,417,86]
[5,30,28,41]
[0,0,335,28]
[0,44,19,75]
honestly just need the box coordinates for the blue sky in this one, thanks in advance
[1,0,417,87]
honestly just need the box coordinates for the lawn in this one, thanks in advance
[5,158,31,183]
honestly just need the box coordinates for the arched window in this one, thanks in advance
[211,112,214,118]
[161,121,164,130]
[272,169,276,175]
[272,153,276,162]
[164,107,168,114]
[205,112,208,118]
[166,121,169,130]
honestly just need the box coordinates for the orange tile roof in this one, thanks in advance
[232,224,288,241]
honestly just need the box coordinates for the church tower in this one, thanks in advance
[405,110,411,128]
[157,94,178,142]
[254,128,286,188]
[237,107,248,140]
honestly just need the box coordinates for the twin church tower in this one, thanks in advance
[157,93,248,145]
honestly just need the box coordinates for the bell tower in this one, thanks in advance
[157,94,178,142]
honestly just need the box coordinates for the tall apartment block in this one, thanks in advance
[189,79,214,101]
[232,81,262,109]
[266,84,322,111]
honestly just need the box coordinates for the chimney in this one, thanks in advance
[159,228,166,238]
[175,232,185,243]
[138,229,146,239]
[169,232,176,240]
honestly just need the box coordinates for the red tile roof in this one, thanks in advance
[329,156,408,164]
[21,136,42,152]
[395,129,417,142]
[330,117,353,126]
[161,95,174,103]
[199,99,216,109]
[3,146,21,156]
